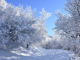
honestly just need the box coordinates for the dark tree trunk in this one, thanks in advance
[27,44,28,48]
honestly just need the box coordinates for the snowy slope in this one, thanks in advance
[0,46,77,60]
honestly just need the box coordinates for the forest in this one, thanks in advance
[0,0,80,60]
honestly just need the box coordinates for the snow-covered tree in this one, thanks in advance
[32,8,52,47]
[0,0,37,49]
[0,0,7,10]
[54,0,80,37]
[53,0,80,56]
[0,0,52,49]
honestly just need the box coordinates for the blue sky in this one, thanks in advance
[5,0,67,36]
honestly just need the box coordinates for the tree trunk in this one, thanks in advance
[27,44,28,48]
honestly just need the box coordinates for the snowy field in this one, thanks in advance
[0,46,78,60]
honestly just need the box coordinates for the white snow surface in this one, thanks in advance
[0,46,78,60]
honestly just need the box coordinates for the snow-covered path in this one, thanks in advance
[0,46,76,60]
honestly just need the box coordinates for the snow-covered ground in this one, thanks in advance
[0,46,79,60]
